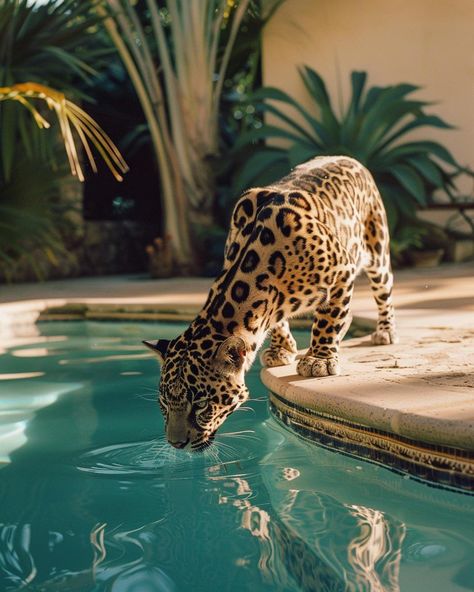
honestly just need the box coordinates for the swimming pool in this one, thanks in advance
[0,321,473,591]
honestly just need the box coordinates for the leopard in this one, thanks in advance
[144,156,397,451]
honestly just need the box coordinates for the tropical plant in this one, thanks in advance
[0,0,127,280]
[0,152,69,280]
[0,0,109,178]
[97,0,283,271]
[233,67,466,237]
[0,83,128,181]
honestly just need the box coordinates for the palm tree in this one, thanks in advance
[98,0,282,271]
[0,0,127,279]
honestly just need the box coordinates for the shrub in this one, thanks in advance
[232,66,465,238]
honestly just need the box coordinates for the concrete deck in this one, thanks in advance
[1,263,473,460]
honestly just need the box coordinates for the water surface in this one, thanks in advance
[0,321,473,591]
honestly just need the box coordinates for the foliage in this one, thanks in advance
[0,0,108,179]
[389,225,425,266]
[0,83,128,181]
[0,150,69,280]
[0,0,126,280]
[232,66,465,238]
[98,0,283,270]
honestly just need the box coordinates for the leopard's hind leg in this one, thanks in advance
[363,201,398,345]
[260,320,298,367]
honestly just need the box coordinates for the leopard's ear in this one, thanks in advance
[214,336,247,375]
[142,339,170,365]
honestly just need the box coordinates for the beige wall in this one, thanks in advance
[262,0,473,170]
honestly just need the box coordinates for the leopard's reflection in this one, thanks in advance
[215,472,406,592]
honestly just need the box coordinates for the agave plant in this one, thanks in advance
[233,67,464,234]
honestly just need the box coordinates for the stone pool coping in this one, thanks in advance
[261,323,474,451]
[1,263,473,485]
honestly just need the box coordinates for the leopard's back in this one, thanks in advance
[226,156,386,272]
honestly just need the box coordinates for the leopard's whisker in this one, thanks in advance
[236,406,255,414]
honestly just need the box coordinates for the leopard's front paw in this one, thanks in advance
[296,355,340,378]
[371,328,399,345]
[260,346,297,368]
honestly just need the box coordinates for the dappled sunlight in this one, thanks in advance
[0,372,45,380]
[0,344,85,463]
[58,353,150,365]
[0,421,27,464]
[12,348,50,358]
[0,372,82,464]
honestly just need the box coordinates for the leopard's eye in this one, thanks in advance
[195,399,207,409]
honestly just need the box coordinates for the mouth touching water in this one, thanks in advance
[144,332,251,452]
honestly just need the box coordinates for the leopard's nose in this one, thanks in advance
[168,437,189,449]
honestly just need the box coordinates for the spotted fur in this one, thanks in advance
[145,156,397,450]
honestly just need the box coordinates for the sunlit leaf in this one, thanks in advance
[0,82,128,181]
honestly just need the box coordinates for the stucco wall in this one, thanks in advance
[262,0,473,170]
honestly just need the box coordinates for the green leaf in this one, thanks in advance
[377,114,455,152]
[43,46,98,81]
[408,154,444,188]
[299,66,339,140]
[250,86,331,144]
[232,149,290,194]
[362,83,419,113]
[340,71,366,144]
[1,101,17,181]
[380,141,460,168]
[234,124,311,150]
[361,86,385,112]
[358,99,428,156]
[377,184,399,233]
[350,71,367,112]
[288,144,319,167]
[390,164,426,205]
[254,101,320,146]
[379,181,418,219]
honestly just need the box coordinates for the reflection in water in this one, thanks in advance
[1,321,473,592]
[0,523,37,589]
[1,436,473,592]
[90,522,176,592]
[12,349,51,358]
[58,353,150,365]
[216,475,406,592]
[0,381,83,465]
[0,372,45,380]
[348,505,405,592]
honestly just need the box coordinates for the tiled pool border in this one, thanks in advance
[268,391,474,494]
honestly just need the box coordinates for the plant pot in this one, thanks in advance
[407,248,445,268]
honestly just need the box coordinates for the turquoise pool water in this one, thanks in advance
[0,321,473,592]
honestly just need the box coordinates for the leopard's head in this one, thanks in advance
[144,334,250,451]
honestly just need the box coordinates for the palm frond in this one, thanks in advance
[0,82,128,181]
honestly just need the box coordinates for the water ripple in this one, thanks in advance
[76,435,258,478]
